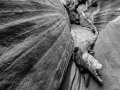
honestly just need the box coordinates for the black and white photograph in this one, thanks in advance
[0,0,120,90]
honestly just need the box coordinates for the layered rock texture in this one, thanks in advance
[88,15,120,90]
[1,0,120,90]
[60,0,120,90]
[94,0,120,31]
[0,0,74,90]
[59,60,86,90]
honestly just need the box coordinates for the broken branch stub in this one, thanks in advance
[76,50,103,84]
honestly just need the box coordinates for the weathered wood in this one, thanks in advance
[76,51,103,84]
[71,24,103,84]
[0,0,74,90]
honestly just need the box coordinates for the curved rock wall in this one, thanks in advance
[0,0,74,90]
[88,14,120,90]
[94,0,120,31]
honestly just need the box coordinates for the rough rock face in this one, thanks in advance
[1,0,120,90]
[86,0,120,90]
[88,15,120,90]
[59,58,86,90]
[0,0,74,90]
[94,0,120,31]
[60,0,120,90]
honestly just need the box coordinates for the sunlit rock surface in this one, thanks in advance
[88,13,120,90]
[87,1,120,90]
[59,0,120,90]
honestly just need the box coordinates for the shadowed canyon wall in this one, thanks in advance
[0,0,74,90]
